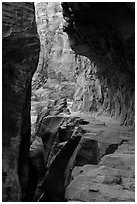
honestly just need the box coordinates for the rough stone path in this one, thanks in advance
[30,103,135,202]
[65,111,135,202]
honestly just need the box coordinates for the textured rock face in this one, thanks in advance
[66,164,134,202]
[62,2,135,126]
[32,2,76,103]
[64,115,135,202]
[28,97,89,201]
[31,2,79,136]
[2,3,40,201]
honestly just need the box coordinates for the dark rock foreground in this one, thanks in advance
[2,2,40,201]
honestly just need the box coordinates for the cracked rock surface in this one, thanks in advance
[64,113,135,202]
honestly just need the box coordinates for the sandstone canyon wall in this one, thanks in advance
[33,2,135,127]
[62,2,135,126]
[2,2,135,202]
[32,2,76,103]
[2,3,40,201]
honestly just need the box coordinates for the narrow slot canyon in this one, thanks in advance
[2,2,135,202]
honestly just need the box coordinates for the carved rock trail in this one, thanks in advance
[64,112,135,202]
[30,104,134,202]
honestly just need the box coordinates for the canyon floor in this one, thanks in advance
[31,102,135,202]
[66,113,135,201]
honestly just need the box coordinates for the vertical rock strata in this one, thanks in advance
[32,2,76,102]
[2,2,40,201]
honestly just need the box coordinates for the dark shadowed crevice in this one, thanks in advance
[33,136,81,202]
[104,144,119,155]
[18,80,32,201]
[2,2,40,201]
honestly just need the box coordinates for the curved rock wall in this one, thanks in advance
[2,2,40,201]
[62,2,135,126]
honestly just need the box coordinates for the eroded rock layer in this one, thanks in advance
[32,2,76,102]
[2,2,40,201]
[62,2,135,125]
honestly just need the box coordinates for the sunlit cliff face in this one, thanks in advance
[32,2,76,102]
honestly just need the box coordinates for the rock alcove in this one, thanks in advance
[2,2,135,202]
